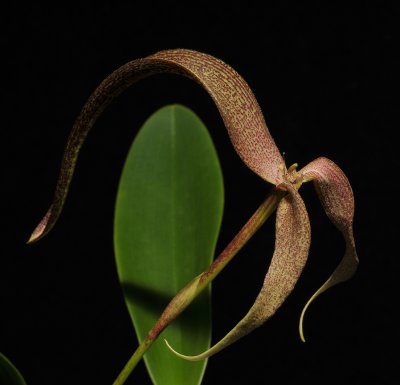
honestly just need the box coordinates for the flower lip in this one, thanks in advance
[276,163,304,191]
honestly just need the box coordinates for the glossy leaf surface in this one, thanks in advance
[114,105,224,385]
[0,352,27,385]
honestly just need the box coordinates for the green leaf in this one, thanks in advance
[114,104,224,385]
[0,352,27,385]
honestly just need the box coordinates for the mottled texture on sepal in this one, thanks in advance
[151,50,284,183]
[29,49,282,243]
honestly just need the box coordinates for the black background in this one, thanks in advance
[1,2,397,385]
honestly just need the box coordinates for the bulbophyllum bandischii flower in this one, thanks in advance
[28,49,358,366]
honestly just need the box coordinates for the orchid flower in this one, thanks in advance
[28,49,358,380]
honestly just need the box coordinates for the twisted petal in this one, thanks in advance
[28,49,283,243]
[165,185,310,361]
[299,157,358,341]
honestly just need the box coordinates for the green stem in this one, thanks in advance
[112,187,285,385]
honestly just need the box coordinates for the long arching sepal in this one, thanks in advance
[28,49,283,243]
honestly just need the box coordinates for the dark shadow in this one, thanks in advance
[121,281,211,331]
[121,281,172,316]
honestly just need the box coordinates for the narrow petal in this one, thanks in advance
[299,157,358,341]
[166,185,310,361]
[29,49,283,243]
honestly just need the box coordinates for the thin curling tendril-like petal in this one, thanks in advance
[298,157,358,342]
[28,49,283,243]
[165,185,310,361]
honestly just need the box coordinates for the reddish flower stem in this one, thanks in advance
[112,187,285,385]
